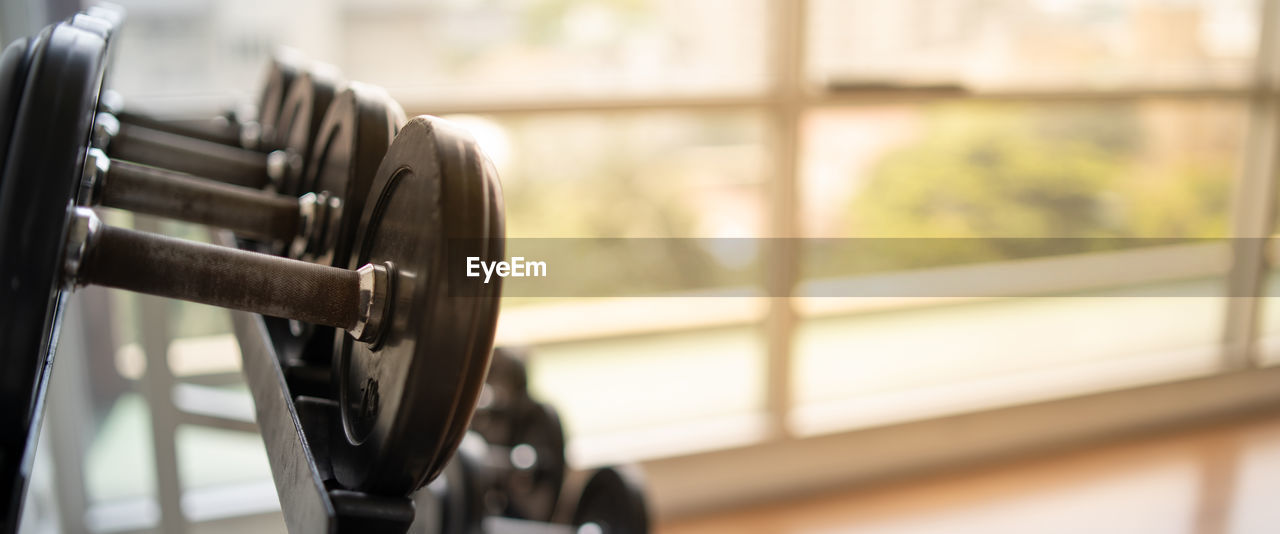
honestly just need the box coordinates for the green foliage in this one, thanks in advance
[834,104,1231,272]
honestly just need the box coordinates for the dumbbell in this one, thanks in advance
[56,6,245,147]
[88,3,302,152]
[79,80,403,259]
[52,8,404,267]
[430,436,649,534]
[1,20,504,496]
[72,8,339,191]
[82,82,403,363]
[478,402,567,522]
[472,347,534,447]
[569,467,651,534]
[100,50,304,150]
[470,348,569,521]
[98,64,340,192]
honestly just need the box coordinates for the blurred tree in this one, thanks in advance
[831,104,1231,274]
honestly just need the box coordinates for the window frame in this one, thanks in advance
[403,0,1280,518]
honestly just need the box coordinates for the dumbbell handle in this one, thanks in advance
[113,109,244,147]
[99,89,250,148]
[103,118,273,189]
[96,158,301,243]
[66,208,388,341]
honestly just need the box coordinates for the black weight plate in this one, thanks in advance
[489,346,530,397]
[0,38,34,178]
[331,116,505,495]
[0,22,106,530]
[256,51,304,146]
[573,467,651,534]
[298,82,404,266]
[273,66,341,195]
[435,435,489,534]
[469,346,532,446]
[285,83,402,360]
[504,402,567,522]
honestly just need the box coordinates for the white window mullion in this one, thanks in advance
[764,0,807,440]
[1222,0,1280,369]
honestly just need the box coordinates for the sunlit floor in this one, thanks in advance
[659,409,1280,534]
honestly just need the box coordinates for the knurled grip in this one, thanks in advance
[79,223,360,330]
[99,159,301,242]
[113,109,243,147]
[111,123,269,188]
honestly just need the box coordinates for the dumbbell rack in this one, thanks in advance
[1,6,650,534]
[226,287,652,534]
[224,262,415,533]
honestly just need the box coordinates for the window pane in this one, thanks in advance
[801,100,1244,241]
[472,111,770,455]
[110,1,769,107]
[445,111,767,304]
[808,0,1260,92]
[524,318,766,463]
[792,292,1224,435]
[445,111,767,239]
[175,424,272,491]
[794,100,1244,434]
[85,393,158,503]
[346,0,769,101]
